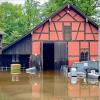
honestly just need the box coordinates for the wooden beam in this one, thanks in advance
[38,23,45,40]
[89,23,95,40]
[75,22,81,40]
[57,10,67,21]
[53,22,59,40]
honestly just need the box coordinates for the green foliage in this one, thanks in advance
[0,0,41,45]
[0,3,23,44]
[42,0,97,18]
[24,0,41,29]
[0,0,98,45]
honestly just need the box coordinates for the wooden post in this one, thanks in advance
[1,67,3,71]
[6,66,7,71]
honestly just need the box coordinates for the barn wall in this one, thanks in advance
[32,5,98,67]
[2,34,32,55]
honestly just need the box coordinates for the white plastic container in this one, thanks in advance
[26,67,37,74]
[71,77,77,84]
[71,68,77,77]
[71,68,77,84]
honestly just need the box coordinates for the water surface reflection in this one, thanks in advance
[32,71,99,100]
[0,72,99,100]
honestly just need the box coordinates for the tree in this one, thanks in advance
[0,0,41,45]
[0,0,98,45]
[0,2,24,45]
[24,0,41,30]
[42,0,97,18]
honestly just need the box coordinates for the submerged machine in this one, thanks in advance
[72,61,99,77]
[69,61,100,84]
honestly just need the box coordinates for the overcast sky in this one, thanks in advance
[0,0,48,5]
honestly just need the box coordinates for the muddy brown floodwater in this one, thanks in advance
[0,71,99,100]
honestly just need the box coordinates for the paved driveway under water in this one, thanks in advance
[0,71,99,100]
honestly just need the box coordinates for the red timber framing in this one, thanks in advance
[32,4,98,67]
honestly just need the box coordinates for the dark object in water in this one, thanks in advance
[88,73,99,79]
[98,76,100,81]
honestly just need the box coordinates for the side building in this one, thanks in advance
[0,33,32,70]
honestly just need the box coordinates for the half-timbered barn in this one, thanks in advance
[0,4,98,71]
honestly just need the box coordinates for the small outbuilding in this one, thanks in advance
[0,33,32,70]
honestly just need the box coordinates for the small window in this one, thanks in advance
[80,52,84,61]
[63,26,72,40]
[85,52,89,61]
[80,51,89,61]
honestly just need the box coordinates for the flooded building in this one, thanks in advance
[0,4,98,71]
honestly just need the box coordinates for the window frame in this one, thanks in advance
[63,26,72,40]
[80,49,89,61]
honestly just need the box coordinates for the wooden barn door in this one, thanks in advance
[54,42,68,71]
